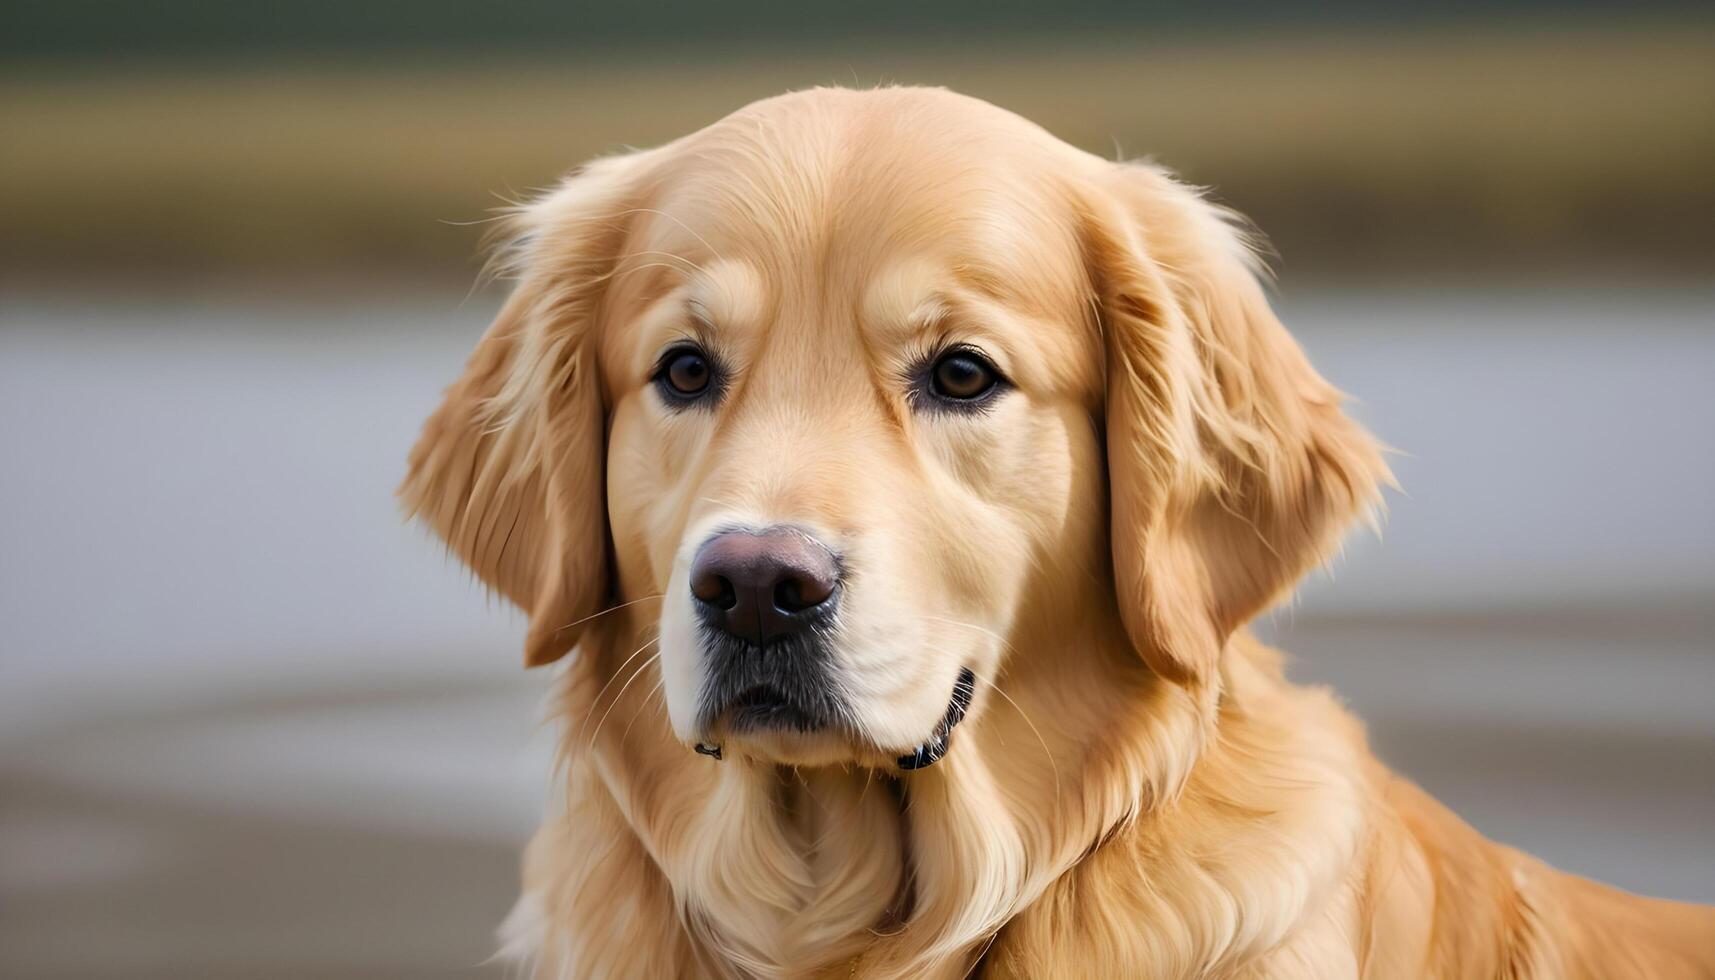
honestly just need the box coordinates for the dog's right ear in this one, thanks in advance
[400,151,651,668]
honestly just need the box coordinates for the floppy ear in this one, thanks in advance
[400,152,647,667]
[1085,163,1390,689]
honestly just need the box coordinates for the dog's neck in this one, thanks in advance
[560,614,1363,978]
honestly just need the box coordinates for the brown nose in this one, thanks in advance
[689,527,840,645]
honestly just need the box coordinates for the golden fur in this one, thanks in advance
[402,87,1715,978]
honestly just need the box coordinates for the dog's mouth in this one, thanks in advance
[723,684,831,734]
[691,667,978,770]
[897,667,977,771]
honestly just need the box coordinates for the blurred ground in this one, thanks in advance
[2,288,1711,976]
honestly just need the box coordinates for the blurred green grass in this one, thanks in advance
[3,25,1712,286]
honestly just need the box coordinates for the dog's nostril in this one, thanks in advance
[774,575,831,614]
[692,572,738,611]
[710,577,738,611]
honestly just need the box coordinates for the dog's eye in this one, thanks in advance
[653,345,720,406]
[927,348,1003,405]
[666,351,710,394]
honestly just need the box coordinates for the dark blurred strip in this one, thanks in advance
[6,0,1707,62]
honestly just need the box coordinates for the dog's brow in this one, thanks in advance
[686,258,762,334]
[861,260,948,341]
[905,296,952,336]
[686,298,714,330]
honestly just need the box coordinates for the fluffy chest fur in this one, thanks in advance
[507,635,1388,979]
[502,632,1715,979]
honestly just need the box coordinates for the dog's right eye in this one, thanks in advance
[910,345,1008,413]
[653,345,720,407]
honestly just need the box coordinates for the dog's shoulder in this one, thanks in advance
[1369,744,1715,978]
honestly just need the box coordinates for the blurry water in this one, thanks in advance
[1282,289,1715,612]
[1,289,1711,975]
[1,298,528,733]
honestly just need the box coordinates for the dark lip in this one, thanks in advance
[897,667,976,771]
[722,684,832,733]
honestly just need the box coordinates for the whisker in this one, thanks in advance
[574,635,660,745]
[986,680,1062,802]
[553,594,665,636]
[920,614,1019,656]
[608,261,699,286]
[617,248,706,275]
[621,676,668,744]
[436,214,508,228]
[614,207,724,264]
[919,615,1062,798]
[589,651,662,750]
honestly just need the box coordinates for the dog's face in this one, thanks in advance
[600,114,1105,767]
[404,88,1385,771]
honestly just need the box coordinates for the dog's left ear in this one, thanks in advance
[1083,162,1390,690]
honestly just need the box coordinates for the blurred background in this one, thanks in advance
[2,2,1712,976]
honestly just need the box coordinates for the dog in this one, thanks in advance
[402,87,1715,977]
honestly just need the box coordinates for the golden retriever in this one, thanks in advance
[402,87,1714,978]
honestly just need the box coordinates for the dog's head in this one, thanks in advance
[403,88,1386,770]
